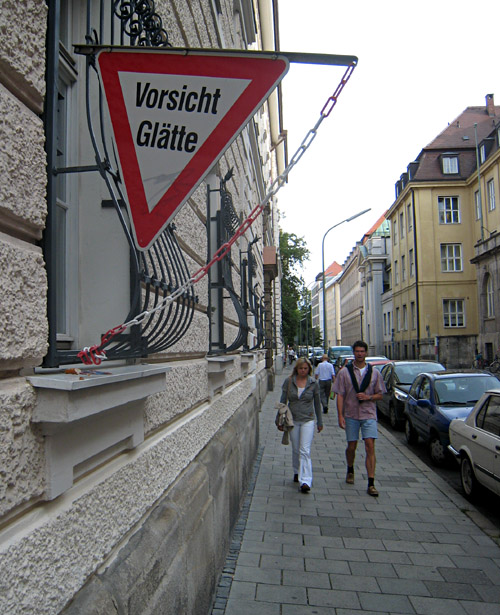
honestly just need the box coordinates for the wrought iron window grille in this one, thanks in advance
[207,169,263,354]
[44,0,196,367]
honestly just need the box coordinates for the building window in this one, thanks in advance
[410,301,416,329]
[438,196,460,224]
[399,212,404,239]
[409,249,414,277]
[442,156,459,174]
[393,218,397,244]
[474,190,481,220]
[480,144,486,164]
[396,307,400,332]
[487,179,496,211]
[401,255,406,281]
[394,260,399,285]
[403,304,408,330]
[407,203,412,231]
[440,244,462,272]
[443,299,465,328]
[383,313,387,335]
[487,275,495,318]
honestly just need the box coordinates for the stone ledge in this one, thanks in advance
[28,364,169,500]
[29,364,169,422]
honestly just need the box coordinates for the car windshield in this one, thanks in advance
[394,362,444,384]
[329,347,352,358]
[434,375,498,405]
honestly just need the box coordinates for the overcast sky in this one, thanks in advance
[277,0,500,285]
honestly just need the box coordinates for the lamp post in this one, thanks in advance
[322,209,371,352]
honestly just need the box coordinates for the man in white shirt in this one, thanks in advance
[315,354,336,414]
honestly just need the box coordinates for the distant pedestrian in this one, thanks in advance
[287,346,296,365]
[332,340,385,496]
[280,357,323,493]
[315,354,335,414]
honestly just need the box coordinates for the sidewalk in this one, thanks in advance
[212,366,500,615]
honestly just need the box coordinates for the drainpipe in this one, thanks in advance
[412,189,420,358]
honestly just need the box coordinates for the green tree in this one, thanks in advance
[279,230,310,346]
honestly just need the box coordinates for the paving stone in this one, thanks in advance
[305,557,350,575]
[282,569,331,589]
[259,554,305,571]
[303,534,343,548]
[437,566,493,585]
[329,573,381,593]
[377,576,430,596]
[233,566,281,585]
[409,596,468,615]
[228,581,256,600]
[396,564,445,581]
[424,580,480,600]
[282,544,325,558]
[224,598,280,615]
[342,537,385,551]
[349,561,398,578]
[263,531,303,545]
[462,601,500,614]
[324,547,368,562]
[358,591,415,613]
[240,539,283,556]
[255,583,307,604]
[307,588,361,609]
[366,549,412,564]
[321,525,361,538]
[408,553,456,567]
[358,527,398,540]
[381,539,426,553]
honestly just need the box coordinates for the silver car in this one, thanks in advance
[448,389,500,500]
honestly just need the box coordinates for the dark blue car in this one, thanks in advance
[404,370,499,465]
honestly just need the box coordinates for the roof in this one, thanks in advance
[362,212,390,243]
[324,261,342,277]
[394,96,500,189]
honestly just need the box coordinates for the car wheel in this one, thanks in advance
[429,434,446,465]
[389,404,401,430]
[405,419,418,445]
[460,456,479,500]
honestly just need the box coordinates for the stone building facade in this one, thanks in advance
[0,1,285,613]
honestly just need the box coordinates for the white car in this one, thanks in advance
[448,389,500,500]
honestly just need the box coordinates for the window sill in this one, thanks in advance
[29,364,169,422]
[207,356,236,398]
[28,364,169,500]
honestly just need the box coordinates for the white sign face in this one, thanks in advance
[119,72,250,212]
[97,50,289,250]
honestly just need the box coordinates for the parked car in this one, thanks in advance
[337,355,355,370]
[378,361,446,429]
[448,389,500,500]
[365,356,391,372]
[404,370,499,465]
[309,347,324,366]
[328,346,353,369]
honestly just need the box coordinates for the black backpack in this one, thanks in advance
[345,362,373,393]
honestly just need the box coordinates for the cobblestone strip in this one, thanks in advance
[210,445,265,615]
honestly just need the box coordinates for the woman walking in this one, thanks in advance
[280,357,323,493]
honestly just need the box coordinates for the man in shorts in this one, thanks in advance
[332,340,386,496]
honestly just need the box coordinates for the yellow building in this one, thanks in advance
[386,95,500,367]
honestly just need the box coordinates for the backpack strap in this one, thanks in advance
[346,362,373,393]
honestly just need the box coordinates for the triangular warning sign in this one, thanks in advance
[97,49,289,250]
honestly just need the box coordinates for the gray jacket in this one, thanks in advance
[280,375,322,427]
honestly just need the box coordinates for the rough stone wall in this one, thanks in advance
[59,378,263,615]
[0,1,280,614]
[0,0,48,514]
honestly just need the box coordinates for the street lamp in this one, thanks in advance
[322,208,371,352]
